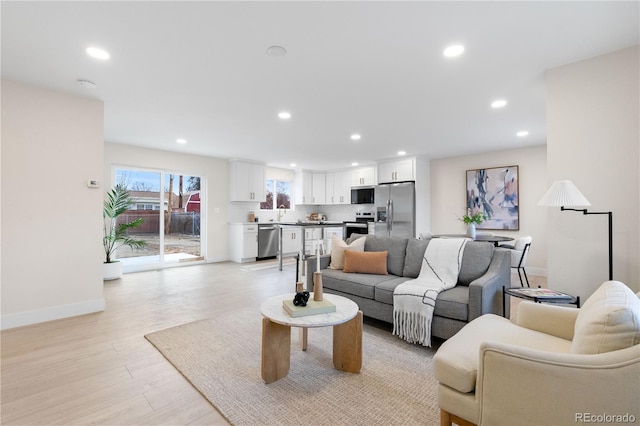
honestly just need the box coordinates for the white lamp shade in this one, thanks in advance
[538,180,591,207]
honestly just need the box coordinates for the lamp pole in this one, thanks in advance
[561,207,613,280]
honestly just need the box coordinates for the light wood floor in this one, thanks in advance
[1,261,543,425]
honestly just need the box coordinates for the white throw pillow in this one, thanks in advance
[328,235,365,270]
[571,281,640,354]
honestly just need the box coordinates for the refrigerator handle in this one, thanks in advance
[389,199,394,233]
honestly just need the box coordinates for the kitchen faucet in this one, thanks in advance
[277,204,286,222]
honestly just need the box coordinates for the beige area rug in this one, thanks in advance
[145,308,440,426]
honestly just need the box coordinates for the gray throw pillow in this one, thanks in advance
[364,235,409,276]
[403,238,430,278]
[458,242,494,285]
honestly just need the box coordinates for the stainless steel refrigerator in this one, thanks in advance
[374,182,415,238]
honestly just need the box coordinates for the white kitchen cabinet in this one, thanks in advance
[229,160,265,202]
[351,167,376,186]
[229,223,258,262]
[312,173,326,204]
[304,228,323,255]
[281,228,302,255]
[295,171,326,204]
[378,159,414,183]
[323,227,344,252]
[326,171,350,204]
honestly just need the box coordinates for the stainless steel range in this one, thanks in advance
[344,212,375,239]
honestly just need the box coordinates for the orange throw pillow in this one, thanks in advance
[343,250,388,275]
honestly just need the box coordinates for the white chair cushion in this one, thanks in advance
[327,234,365,270]
[571,281,640,354]
[434,314,571,393]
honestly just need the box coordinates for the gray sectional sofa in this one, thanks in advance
[306,235,511,340]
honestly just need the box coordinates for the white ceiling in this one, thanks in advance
[2,1,638,171]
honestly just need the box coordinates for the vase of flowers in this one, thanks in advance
[460,211,485,239]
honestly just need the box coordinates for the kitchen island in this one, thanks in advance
[277,221,345,272]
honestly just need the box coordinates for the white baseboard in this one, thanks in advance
[0,298,105,330]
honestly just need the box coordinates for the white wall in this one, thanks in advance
[104,143,230,263]
[546,46,639,299]
[430,145,548,275]
[1,80,105,329]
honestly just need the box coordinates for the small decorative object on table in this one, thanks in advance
[459,210,485,239]
[282,295,336,317]
[314,239,324,301]
[292,291,310,306]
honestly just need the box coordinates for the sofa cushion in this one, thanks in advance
[343,250,388,275]
[457,242,494,286]
[434,286,469,322]
[571,280,640,354]
[402,238,430,278]
[321,269,394,300]
[374,276,413,305]
[328,235,365,270]
[364,235,409,276]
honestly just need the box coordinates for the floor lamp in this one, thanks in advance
[538,180,613,280]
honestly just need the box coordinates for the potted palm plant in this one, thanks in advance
[460,210,485,239]
[103,183,146,280]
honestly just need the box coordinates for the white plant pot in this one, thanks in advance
[466,223,476,239]
[103,261,123,281]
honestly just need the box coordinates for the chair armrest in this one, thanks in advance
[305,254,332,291]
[468,249,511,320]
[516,301,578,341]
[477,342,640,426]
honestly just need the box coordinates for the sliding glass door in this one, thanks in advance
[114,167,204,272]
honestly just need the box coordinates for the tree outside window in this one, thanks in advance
[260,179,291,210]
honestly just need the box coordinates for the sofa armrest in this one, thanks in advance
[476,342,640,425]
[516,301,578,341]
[305,254,332,291]
[468,248,511,320]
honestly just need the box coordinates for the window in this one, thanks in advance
[260,179,291,210]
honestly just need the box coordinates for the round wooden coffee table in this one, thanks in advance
[259,292,363,384]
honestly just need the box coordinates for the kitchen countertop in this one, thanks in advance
[229,221,346,226]
[277,221,345,227]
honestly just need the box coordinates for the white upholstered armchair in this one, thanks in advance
[434,280,640,426]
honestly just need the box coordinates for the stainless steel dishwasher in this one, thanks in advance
[257,224,279,260]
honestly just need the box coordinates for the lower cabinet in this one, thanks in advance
[229,224,258,263]
[281,228,302,256]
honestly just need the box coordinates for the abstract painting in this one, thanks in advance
[466,165,519,230]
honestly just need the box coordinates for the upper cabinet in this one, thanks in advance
[326,171,350,204]
[229,160,265,202]
[295,171,326,204]
[351,167,376,187]
[378,159,414,183]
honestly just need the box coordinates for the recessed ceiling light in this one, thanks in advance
[176,138,187,144]
[398,150,407,156]
[290,163,296,168]
[443,44,465,58]
[76,79,96,89]
[517,131,529,137]
[351,162,359,167]
[267,46,287,57]
[86,47,110,60]
[491,99,507,108]
[278,111,291,119]
[350,134,361,141]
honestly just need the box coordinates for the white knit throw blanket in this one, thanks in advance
[393,238,468,347]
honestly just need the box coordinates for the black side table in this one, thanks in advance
[503,286,580,318]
